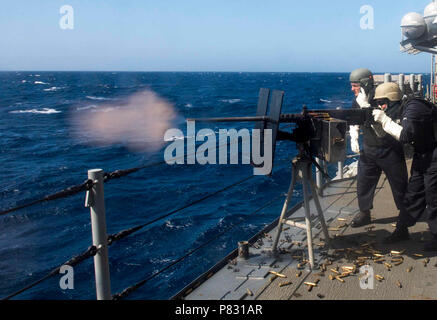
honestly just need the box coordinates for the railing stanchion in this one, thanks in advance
[86,169,111,300]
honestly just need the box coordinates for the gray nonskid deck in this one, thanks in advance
[184,181,359,300]
[183,164,437,300]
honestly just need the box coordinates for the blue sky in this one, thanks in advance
[0,0,434,72]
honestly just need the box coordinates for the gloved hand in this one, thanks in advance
[372,109,403,141]
[356,88,371,109]
[349,125,360,154]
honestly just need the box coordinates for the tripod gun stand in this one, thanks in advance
[271,143,331,269]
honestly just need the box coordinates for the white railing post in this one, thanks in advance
[86,169,111,300]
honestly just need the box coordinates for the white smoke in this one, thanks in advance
[72,90,178,153]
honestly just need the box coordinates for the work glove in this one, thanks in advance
[356,88,371,109]
[349,125,360,154]
[372,109,403,141]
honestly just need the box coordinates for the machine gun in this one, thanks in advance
[188,88,375,267]
[188,88,373,176]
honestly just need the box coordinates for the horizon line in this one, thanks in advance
[0,70,431,74]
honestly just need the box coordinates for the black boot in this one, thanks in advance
[382,225,409,244]
[423,235,437,252]
[351,210,371,228]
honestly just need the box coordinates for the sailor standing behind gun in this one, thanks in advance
[373,92,437,251]
[349,69,408,228]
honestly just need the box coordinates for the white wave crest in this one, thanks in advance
[86,96,115,101]
[10,108,61,114]
[34,81,49,85]
[320,99,332,103]
[220,99,242,104]
[43,87,64,92]
[76,105,97,111]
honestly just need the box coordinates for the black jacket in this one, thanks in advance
[399,98,437,155]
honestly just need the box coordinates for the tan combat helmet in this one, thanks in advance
[374,82,402,102]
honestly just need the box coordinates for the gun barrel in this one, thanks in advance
[187,109,369,126]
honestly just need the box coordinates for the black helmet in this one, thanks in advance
[350,68,374,94]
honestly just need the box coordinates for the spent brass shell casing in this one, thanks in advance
[394,260,404,266]
[330,268,340,275]
[425,258,430,264]
[375,275,384,281]
[246,288,253,296]
[335,276,345,283]
[329,275,335,280]
[337,218,347,221]
[391,250,405,255]
[406,267,413,273]
[384,262,393,268]
[304,282,317,287]
[373,253,384,257]
[396,281,402,288]
[296,271,302,278]
[413,253,424,257]
[279,281,292,287]
[269,275,278,282]
[269,271,286,278]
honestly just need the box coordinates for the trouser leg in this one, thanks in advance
[357,154,382,212]
[377,153,408,213]
[424,160,437,235]
[400,162,426,227]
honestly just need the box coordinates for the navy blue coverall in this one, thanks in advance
[354,99,408,216]
[396,98,437,235]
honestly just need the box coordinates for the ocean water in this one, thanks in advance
[0,72,368,299]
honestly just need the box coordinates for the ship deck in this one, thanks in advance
[175,160,437,300]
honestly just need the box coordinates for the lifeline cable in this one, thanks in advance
[0,179,94,217]
[112,192,285,300]
[1,150,294,298]
[0,174,253,300]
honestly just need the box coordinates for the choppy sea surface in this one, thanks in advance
[0,72,393,299]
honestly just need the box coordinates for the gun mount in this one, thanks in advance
[188,88,373,176]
